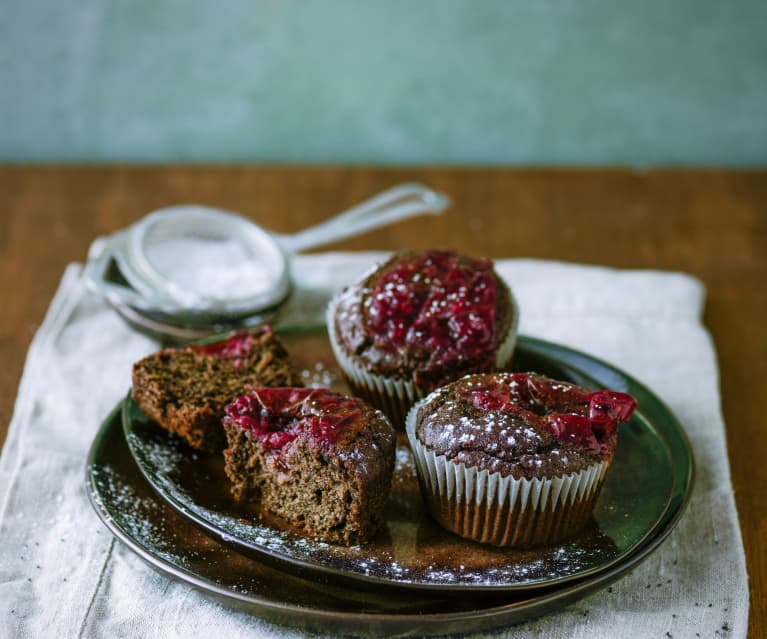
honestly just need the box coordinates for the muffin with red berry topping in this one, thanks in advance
[406,372,637,547]
[327,250,519,426]
[132,327,302,453]
[223,387,395,545]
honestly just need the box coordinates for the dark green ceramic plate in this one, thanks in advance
[118,330,693,594]
[87,333,693,636]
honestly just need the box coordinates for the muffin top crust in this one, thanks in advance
[413,372,637,480]
[332,250,514,390]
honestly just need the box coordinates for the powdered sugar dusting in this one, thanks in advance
[91,463,199,567]
[126,414,623,588]
[300,361,339,388]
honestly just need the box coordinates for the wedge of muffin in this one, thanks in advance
[223,387,395,545]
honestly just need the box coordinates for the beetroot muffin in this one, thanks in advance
[132,327,302,452]
[327,250,519,427]
[406,372,637,548]
[223,387,396,545]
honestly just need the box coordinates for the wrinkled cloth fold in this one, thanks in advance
[0,253,748,638]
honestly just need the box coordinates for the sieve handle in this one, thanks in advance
[276,183,450,254]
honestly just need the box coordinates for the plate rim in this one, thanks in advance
[119,332,694,594]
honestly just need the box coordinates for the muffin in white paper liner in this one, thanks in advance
[405,399,610,548]
[326,289,520,429]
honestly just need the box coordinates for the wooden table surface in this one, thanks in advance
[1,166,765,635]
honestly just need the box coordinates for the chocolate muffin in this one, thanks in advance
[327,250,519,427]
[131,327,302,452]
[223,387,396,545]
[406,372,637,547]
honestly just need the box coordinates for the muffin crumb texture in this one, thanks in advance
[223,387,396,545]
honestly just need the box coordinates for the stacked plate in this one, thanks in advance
[86,329,693,637]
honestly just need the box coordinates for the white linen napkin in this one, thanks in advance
[0,253,749,639]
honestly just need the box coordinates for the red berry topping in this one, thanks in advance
[364,250,498,386]
[463,373,637,455]
[223,388,366,456]
[588,390,637,424]
[190,327,273,368]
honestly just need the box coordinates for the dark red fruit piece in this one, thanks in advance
[588,390,638,424]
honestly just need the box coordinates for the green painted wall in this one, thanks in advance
[2,0,766,165]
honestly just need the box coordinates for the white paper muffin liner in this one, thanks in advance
[326,287,520,428]
[405,398,609,547]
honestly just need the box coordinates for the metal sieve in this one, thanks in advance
[84,183,450,340]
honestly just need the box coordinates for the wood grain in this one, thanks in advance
[1,166,764,635]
